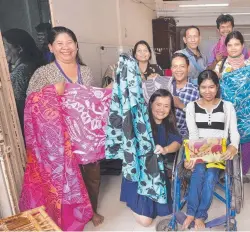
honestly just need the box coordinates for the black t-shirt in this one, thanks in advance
[143,63,164,80]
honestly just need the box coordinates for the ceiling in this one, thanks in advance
[154,0,250,18]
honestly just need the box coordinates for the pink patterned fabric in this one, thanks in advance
[60,83,112,164]
[19,84,111,231]
[212,36,228,58]
[184,138,226,163]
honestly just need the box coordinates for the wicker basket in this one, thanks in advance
[0,206,61,231]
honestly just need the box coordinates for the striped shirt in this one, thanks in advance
[194,100,225,138]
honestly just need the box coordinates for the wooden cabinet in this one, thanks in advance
[152,17,177,69]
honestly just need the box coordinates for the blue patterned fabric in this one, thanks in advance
[105,54,167,204]
[220,65,250,143]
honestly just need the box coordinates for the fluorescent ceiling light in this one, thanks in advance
[179,4,229,7]
[226,12,250,15]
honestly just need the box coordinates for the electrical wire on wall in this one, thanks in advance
[131,0,156,11]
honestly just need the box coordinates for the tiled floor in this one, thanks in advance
[84,175,250,231]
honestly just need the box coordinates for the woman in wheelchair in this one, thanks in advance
[182,70,240,230]
[120,89,182,227]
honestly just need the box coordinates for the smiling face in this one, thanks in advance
[151,96,171,124]
[199,79,218,102]
[48,32,78,64]
[135,44,151,62]
[226,38,244,58]
[183,28,201,50]
[171,56,189,83]
[218,21,233,37]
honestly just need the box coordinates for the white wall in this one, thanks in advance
[50,0,156,87]
[119,0,156,47]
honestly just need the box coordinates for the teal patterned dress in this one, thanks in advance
[105,54,168,204]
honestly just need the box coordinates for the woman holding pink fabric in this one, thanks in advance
[20,27,106,230]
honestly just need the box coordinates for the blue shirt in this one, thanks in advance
[176,48,207,82]
[172,80,199,138]
[156,124,182,163]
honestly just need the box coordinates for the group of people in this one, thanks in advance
[3,13,250,231]
[122,14,247,230]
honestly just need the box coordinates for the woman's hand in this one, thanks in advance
[154,144,169,155]
[55,82,66,95]
[184,160,195,170]
[221,145,238,160]
[154,144,164,155]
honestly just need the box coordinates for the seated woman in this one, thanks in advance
[214,31,250,181]
[120,89,182,227]
[183,70,240,230]
[133,40,164,80]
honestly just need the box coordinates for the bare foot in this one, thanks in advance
[92,213,104,227]
[194,218,205,230]
[182,215,195,230]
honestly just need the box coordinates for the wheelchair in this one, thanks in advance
[156,145,244,231]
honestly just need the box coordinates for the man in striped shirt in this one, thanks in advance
[171,53,199,138]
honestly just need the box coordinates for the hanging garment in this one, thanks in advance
[19,84,111,231]
[142,76,173,103]
[105,53,167,204]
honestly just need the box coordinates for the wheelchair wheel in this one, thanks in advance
[232,151,244,214]
[156,217,177,231]
[225,222,237,231]
[171,146,189,205]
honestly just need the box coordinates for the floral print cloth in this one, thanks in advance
[19,84,112,230]
[184,138,227,164]
[105,54,167,204]
[220,65,250,143]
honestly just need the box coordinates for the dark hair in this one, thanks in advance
[216,14,234,29]
[132,40,152,60]
[198,70,220,98]
[47,26,85,65]
[35,22,52,33]
[148,89,178,142]
[3,28,43,66]
[171,53,189,66]
[184,26,200,37]
[225,31,244,46]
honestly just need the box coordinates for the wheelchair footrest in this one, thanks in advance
[175,212,227,228]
